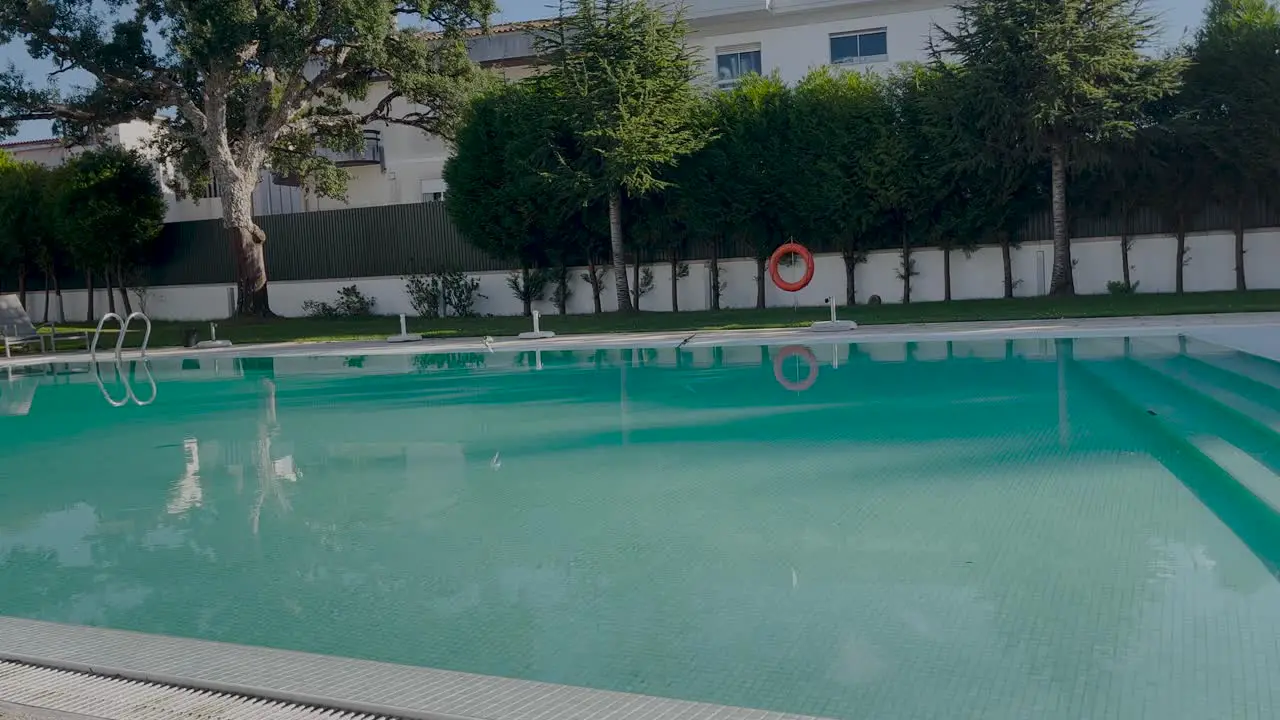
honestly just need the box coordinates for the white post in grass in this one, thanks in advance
[518,309,556,339]
[387,313,423,344]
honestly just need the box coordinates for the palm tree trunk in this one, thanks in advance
[1234,196,1246,291]
[1048,143,1074,295]
[669,257,680,312]
[608,189,633,312]
[1000,232,1014,299]
[17,264,26,309]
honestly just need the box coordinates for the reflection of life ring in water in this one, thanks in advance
[769,242,815,292]
[774,345,819,392]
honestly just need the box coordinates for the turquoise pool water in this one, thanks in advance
[3,336,1280,719]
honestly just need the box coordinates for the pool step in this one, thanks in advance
[1181,337,1280,393]
[1080,356,1280,516]
[1068,359,1280,575]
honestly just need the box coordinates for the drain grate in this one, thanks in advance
[0,661,399,720]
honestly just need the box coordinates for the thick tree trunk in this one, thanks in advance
[632,259,641,309]
[219,167,274,318]
[943,247,952,302]
[670,257,680,312]
[17,264,26,309]
[1175,219,1187,295]
[85,271,95,323]
[1048,143,1074,296]
[709,242,721,311]
[1234,196,1246,291]
[117,264,133,315]
[608,189,633,312]
[755,257,766,309]
[105,271,117,314]
[1000,232,1014,299]
[843,252,858,306]
[557,271,568,315]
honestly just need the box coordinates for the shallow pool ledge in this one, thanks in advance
[0,616,824,720]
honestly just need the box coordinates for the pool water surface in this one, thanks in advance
[2,336,1279,719]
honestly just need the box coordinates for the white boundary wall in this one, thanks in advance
[24,228,1280,323]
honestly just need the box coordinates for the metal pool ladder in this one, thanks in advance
[91,311,152,361]
[90,312,156,407]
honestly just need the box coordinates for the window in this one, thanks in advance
[715,46,762,88]
[830,29,888,65]
[421,180,446,203]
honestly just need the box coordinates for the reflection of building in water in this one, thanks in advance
[0,375,37,416]
[166,437,203,515]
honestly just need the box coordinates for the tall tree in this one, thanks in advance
[444,80,564,316]
[59,146,167,317]
[0,156,60,314]
[1183,0,1280,290]
[718,73,791,309]
[536,0,706,312]
[785,67,891,305]
[0,0,496,316]
[933,0,1183,295]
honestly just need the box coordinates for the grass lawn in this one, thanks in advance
[33,289,1280,351]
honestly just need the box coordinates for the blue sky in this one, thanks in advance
[1,0,1206,142]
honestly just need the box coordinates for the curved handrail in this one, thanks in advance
[92,359,158,407]
[119,312,153,358]
[90,313,124,360]
[126,360,158,406]
[93,361,131,407]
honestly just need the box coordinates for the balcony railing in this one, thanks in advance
[316,130,384,167]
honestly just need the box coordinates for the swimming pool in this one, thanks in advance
[3,335,1279,719]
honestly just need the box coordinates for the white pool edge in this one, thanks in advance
[6,311,1280,371]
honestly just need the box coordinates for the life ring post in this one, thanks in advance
[769,242,815,293]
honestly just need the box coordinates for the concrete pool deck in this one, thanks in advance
[5,311,1280,371]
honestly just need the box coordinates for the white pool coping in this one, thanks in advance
[0,617,824,720]
[6,311,1280,370]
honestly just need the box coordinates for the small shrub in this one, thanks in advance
[303,284,376,318]
[403,268,485,318]
[550,266,573,314]
[637,267,655,298]
[404,272,443,318]
[1107,280,1139,295]
[507,268,551,315]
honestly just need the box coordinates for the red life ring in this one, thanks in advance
[773,345,819,392]
[769,242,815,293]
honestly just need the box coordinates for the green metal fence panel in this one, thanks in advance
[5,193,1279,295]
